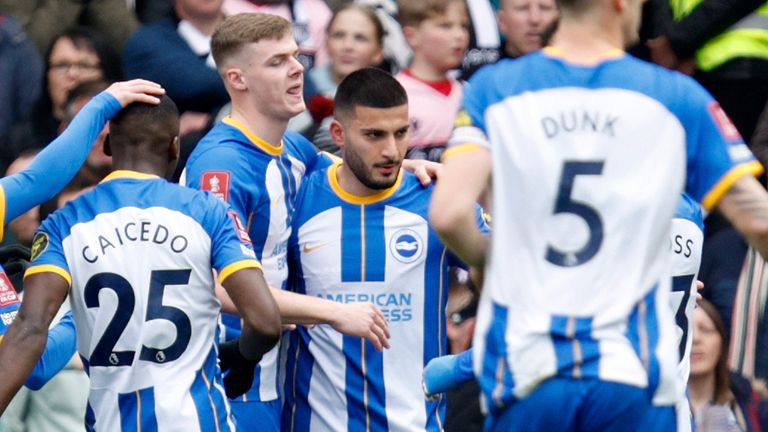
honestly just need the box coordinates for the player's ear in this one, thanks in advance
[225,67,247,91]
[329,119,346,149]
[103,134,112,156]
[169,136,180,162]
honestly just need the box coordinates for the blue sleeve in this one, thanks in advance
[123,21,229,113]
[454,348,475,383]
[676,76,762,209]
[0,92,120,227]
[201,196,261,274]
[25,312,77,390]
[27,216,70,276]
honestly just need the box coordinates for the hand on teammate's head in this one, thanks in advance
[105,79,166,107]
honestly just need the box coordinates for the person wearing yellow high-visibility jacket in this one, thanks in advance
[649,0,768,142]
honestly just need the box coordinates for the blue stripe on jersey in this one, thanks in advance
[549,316,600,378]
[341,207,362,282]
[363,206,386,282]
[282,330,313,432]
[340,205,387,282]
[277,155,297,225]
[480,303,516,414]
[342,336,389,431]
[424,248,448,431]
[85,401,95,432]
[626,285,662,396]
[191,347,232,432]
[118,387,158,432]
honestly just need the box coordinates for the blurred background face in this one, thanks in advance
[174,0,224,20]
[690,307,722,378]
[326,8,383,84]
[47,37,103,120]
[407,1,470,73]
[497,0,559,57]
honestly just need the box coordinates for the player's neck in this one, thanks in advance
[229,106,286,149]
[687,373,716,411]
[548,19,624,65]
[408,57,450,83]
[110,161,167,179]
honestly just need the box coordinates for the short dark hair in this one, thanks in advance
[334,68,407,120]
[109,95,179,156]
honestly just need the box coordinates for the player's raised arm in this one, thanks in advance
[713,175,768,258]
[0,271,69,413]
[430,140,492,268]
[0,80,164,228]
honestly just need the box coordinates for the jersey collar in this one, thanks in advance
[542,46,624,64]
[327,161,403,205]
[222,116,284,156]
[100,170,161,183]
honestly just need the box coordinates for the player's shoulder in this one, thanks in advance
[674,193,704,230]
[283,130,319,164]
[185,122,255,176]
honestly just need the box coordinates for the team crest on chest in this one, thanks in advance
[389,229,424,264]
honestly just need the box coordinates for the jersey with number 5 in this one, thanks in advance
[26,171,261,431]
[452,49,763,413]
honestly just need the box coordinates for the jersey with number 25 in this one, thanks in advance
[450,49,763,413]
[25,171,261,431]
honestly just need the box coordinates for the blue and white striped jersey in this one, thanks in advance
[283,162,473,432]
[182,117,318,402]
[669,194,704,432]
[449,49,763,414]
[26,170,261,431]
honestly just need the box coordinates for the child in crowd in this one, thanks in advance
[396,0,469,162]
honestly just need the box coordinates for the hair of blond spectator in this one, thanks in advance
[211,13,293,71]
[398,0,467,28]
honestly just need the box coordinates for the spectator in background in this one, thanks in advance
[123,0,228,137]
[497,0,559,59]
[0,0,138,56]
[2,27,119,174]
[0,15,42,139]
[223,0,332,71]
[308,3,384,152]
[689,299,768,432]
[396,0,469,162]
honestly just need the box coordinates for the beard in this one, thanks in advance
[344,145,401,190]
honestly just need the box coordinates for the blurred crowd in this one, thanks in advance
[1,0,768,431]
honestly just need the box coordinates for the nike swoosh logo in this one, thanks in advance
[302,242,329,254]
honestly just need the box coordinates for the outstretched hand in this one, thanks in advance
[106,79,165,107]
[328,302,391,351]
